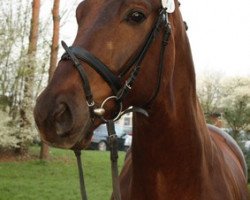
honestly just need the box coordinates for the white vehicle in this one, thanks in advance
[124,134,132,151]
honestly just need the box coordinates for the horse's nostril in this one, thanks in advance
[54,103,73,137]
[54,103,67,120]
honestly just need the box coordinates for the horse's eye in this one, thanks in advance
[126,11,146,24]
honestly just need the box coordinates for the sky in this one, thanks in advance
[180,0,250,77]
[42,0,250,77]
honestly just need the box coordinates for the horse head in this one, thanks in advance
[34,0,179,149]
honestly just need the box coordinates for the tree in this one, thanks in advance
[49,0,61,78]
[40,0,61,160]
[18,0,40,153]
[223,95,250,141]
[0,1,68,152]
[197,71,224,122]
[221,77,250,140]
[0,0,31,114]
[197,72,250,130]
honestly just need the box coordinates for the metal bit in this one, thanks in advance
[93,108,105,116]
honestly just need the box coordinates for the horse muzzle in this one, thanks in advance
[34,88,92,149]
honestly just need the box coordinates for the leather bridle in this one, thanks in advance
[61,8,171,200]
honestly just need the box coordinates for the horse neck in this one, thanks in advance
[130,11,212,197]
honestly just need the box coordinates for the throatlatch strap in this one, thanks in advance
[116,9,168,102]
[142,17,171,108]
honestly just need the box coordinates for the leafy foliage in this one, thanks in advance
[197,73,250,135]
[0,0,50,151]
[197,71,224,116]
[223,95,250,140]
[0,110,35,151]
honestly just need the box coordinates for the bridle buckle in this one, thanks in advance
[125,81,132,90]
[87,101,95,107]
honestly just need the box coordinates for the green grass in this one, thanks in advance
[0,147,125,200]
[0,147,250,200]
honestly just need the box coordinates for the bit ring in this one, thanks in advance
[100,96,123,122]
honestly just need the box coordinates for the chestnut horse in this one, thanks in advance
[34,0,249,199]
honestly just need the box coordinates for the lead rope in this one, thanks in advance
[107,121,121,200]
[74,150,88,200]
[73,121,121,200]
[74,108,148,200]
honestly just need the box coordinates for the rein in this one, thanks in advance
[74,121,121,200]
[61,8,171,200]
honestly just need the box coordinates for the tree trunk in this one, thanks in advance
[49,0,61,78]
[40,0,61,160]
[19,0,40,152]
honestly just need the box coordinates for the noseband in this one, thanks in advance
[61,8,171,200]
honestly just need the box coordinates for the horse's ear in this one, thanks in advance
[161,0,175,13]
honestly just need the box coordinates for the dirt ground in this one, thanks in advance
[0,150,36,162]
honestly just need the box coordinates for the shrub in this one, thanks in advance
[0,110,36,153]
